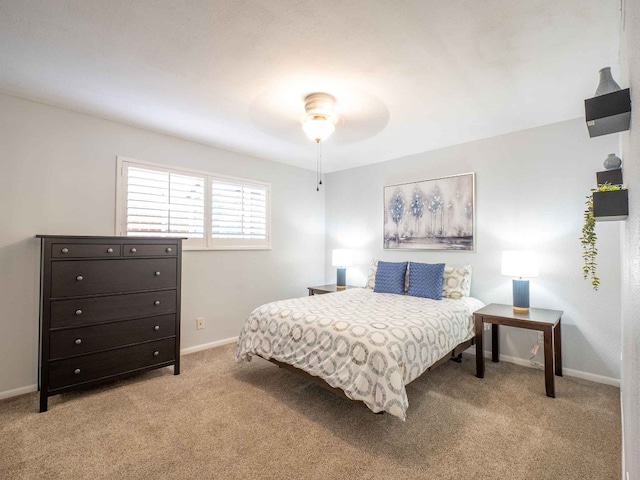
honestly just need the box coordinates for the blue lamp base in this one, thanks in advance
[336,268,346,290]
[512,279,530,312]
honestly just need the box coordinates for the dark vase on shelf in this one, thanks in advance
[603,153,622,170]
[585,67,631,138]
[595,67,621,96]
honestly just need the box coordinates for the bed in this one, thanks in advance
[236,282,484,420]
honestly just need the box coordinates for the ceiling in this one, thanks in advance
[0,0,622,172]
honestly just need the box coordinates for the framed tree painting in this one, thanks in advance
[383,172,475,250]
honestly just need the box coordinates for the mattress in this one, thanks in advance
[236,288,484,420]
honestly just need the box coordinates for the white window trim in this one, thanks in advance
[115,156,272,251]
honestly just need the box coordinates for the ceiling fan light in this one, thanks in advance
[302,115,335,142]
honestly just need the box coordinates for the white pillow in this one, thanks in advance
[365,258,378,289]
[442,265,472,299]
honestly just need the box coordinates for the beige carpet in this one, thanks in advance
[0,344,620,480]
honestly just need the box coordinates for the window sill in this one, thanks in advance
[183,245,273,252]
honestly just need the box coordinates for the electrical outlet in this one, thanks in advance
[196,317,205,330]
[538,331,544,344]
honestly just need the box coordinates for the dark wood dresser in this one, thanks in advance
[37,235,182,412]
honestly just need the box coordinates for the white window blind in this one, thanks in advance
[117,157,271,250]
[212,180,267,240]
[126,167,205,239]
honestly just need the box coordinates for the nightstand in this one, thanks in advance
[307,284,357,296]
[474,303,563,397]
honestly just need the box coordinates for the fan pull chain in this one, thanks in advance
[316,140,322,191]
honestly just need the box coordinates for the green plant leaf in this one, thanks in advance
[580,191,599,290]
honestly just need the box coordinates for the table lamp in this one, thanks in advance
[332,249,353,290]
[501,251,539,312]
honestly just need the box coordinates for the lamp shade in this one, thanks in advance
[332,249,353,267]
[302,115,335,142]
[501,251,539,278]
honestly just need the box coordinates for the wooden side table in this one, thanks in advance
[474,303,563,397]
[307,284,357,296]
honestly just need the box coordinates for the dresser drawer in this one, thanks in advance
[52,243,121,258]
[124,244,177,257]
[48,338,176,391]
[50,290,176,328]
[50,314,176,359]
[51,258,177,298]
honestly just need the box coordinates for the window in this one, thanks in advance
[116,157,271,250]
[211,179,268,247]
[124,166,205,240]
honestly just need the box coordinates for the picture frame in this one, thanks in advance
[383,172,475,251]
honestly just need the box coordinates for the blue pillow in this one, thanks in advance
[374,261,408,294]
[407,262,445,299]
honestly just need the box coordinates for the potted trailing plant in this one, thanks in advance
[581,182,626,290]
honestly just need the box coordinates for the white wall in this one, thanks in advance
[621,0,640,477]
[0,94,325,395]
[0,89,626,399]
[325,118,621,381]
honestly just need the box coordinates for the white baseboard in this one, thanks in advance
[181,336,238,355]
[621,395,626,479]
[0,384,37,401]
[1,340,617,401]
[562,366,620,387]
[0,338,239,401]
[465,349,620,387]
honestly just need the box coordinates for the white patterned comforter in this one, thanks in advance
[236,288,484,420]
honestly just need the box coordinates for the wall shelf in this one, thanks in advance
[596,168,623,185]
[593,189,628,221]
[585,89,631,138]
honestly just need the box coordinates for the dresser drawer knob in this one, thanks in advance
[130,248,137,253]
[76,275,83,281]
[153,351,159,356]
[74,368,81,374]
[61,248,69,254]
[75,309,83,315]
[166,247,172,253]
[75,338,82,345]
[154,325,160,331]
[154,300,161,306]
[107,248,114,253]
[155,271,161,276]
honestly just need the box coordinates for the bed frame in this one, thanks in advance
[261,336,475,406]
